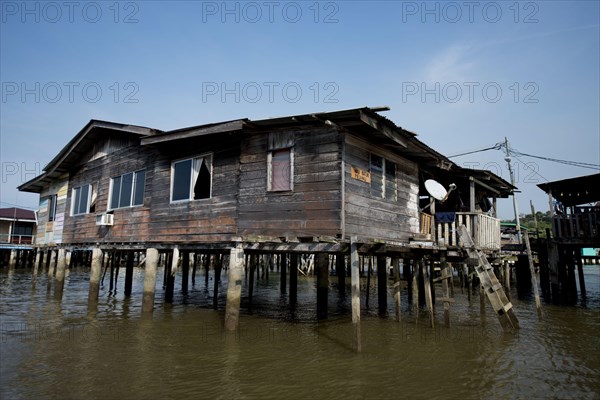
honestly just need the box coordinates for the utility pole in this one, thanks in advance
[504,137,522,244]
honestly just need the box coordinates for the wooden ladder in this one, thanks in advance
[458,225,520,332]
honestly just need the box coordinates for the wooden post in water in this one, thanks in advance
[181,251,189,294]
[523,230,542,317]
[47,250,57,292]
[576,255,586,298]
[503,260,511,299]
[192,253,197,285]
[412,260,419,312]
[33,250,41,277]
[440,257,451,327]
[142,248,159,314]
[88,248,103,307]
[350,240,361,352]
[337,254,346,295]
[248,254,257,305]
[377,255,387,316]
[290,253,298,304]
[54,249,67,300]
[365,256,372,308]
[225,244,244,331]
[316,253,329,320]
[393,258,401,322]
[165,247,179,303]
[205,254,210,286]
[213,254,222,309]
[422,260,434,328]
[124,251,134,297]
[8,249,17,269]
[280,253,287,294]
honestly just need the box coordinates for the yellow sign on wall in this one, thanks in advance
[351,166,371,183]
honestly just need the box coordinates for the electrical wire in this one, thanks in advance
[508,149,600,170]
[447,142,504,158]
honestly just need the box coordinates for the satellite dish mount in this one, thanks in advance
[421,179,456,212]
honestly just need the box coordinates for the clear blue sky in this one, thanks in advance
[1,0,599,219]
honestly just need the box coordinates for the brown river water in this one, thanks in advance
[1,265,599,399]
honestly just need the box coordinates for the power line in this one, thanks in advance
[509,149,600,170]
[447,142,503,158]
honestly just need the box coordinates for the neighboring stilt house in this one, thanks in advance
[537,173,600,304]
[18,107,517,348]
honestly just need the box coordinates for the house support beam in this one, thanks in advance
[165,247,179,303]
[350,241,361,353]
[142,248,159,314]
[280,253,287,294]
[124,251,134,297]
[54,249,67,300]
[422,260,434,327]
[88,248,103,309]
[337,254,346,295]
[289,253,298,304]
[393,258,401,322]
[9,249,17,269]
[224,245,244,331]
[377,256,387,316]
[316,253,329,319]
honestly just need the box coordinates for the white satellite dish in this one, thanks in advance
[425,179,447,201]
[421,179,457,211]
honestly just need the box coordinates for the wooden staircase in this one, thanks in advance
[458,225,520,332]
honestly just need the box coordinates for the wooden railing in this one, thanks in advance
[435,212,501,251]
[552,207,599,241]
[419,212,433,237]
[0,234,35,245]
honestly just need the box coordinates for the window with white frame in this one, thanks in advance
[370,153,397,201]
[109,170,146,210]
[71,184,91,215]
[171,154,212,202]
[268,148,293,191]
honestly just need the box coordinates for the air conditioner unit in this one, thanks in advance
[96,213,114,226]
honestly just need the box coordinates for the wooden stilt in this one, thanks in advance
[47,250,57,292]
[289,253,298,304]
[54,249,67,300]
[576,255,586,298]
[393,258,401,322]
[377,255,387,316]
[213,253,223,309]
[412,261,419,312]
[109,252,115,293]
[192,253,197,285]
[43,249,50,273]
[504,260,511,300]
[224,245,244,331]
[316,253,329,320]
[142,248,159,314]
[337,254,346,295]
[8,249,17,269]
[422,260,434,328]
[440,257,452,327]
[205,254,210,286]
[124,251,134,297]
[248,254,257,305]
[32,250,41,289]
[114,252,121,293]
[165,247,179,303]
[181,251,189,294]
[523,231,542,317]
[365,256,372,308]
[350,240,361,353]
[280,253,287,294]
[88,248,103,308]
